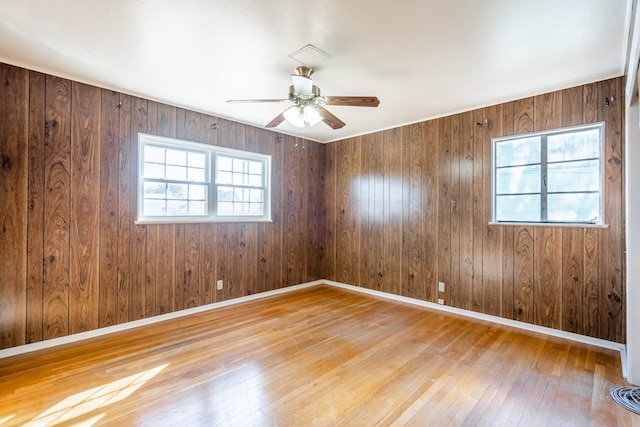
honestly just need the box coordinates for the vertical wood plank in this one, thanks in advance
[385,128,402,296]
[598,78,623,342]
[534,227,562,328]
[471,109,484,312]
[409,123,426,300]
[458,111,474,310]
[373,130,385,292]
[269,132,284,290]
[0,63,29,348]
[438,117,451,304]
[360,134,373,288]
[583,228,600,337]
[450,114,461,307]
[323,139,337,282]
[70,82,101,334]
[27,70,46,344]
[43,75,71,340]
[117,93,132,324]
[98,89,119,328]
[514,227,534,323]
[336,136,360,285]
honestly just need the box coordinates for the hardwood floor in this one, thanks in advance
[0,285,637,426]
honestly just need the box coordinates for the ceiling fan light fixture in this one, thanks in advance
[283,105,323,128]
[303,105,322,126]
[283,105,306,128]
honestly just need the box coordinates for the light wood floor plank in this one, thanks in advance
[0,285,637,426]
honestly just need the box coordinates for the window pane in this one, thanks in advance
[233,158,245,172]
[217,155,232,171]
[248,174,262,187]
[250,189,263,202]
[495,137,540,167]
[144,163,165,179]
[218,201,233,215]
[144,146,165,163]
[167,200,188,215]
[250,203,263,215]
[188,201,206,215]
[496,165,540,195]
[189,184,206,200]
[188,152,206,168]
[188,167,206,182]
[548,129,600,162]
[547,160,599,193]
[166,149,187,166]
[144,199,166,216]
[144,182,166,199]
[166,165,186,181]
[495,194,540,222]
[548,193,600,222]
[218,186,233,202]
[232,172,245,186]
[217,171,232,184]
[249,161,263,175]
[167,183,187,199]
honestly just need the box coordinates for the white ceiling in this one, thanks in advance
[0,0,633,143]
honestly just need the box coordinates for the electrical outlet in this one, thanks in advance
[216,280,223,290]
[437,298,445,305]
[438,281,445,293]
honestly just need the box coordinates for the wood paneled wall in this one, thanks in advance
[0,61,626,350]
[323,78,625,343]
[0,63,325,349]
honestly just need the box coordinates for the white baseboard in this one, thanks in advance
[0,278,627,377]
[0,280,324,360]
[323,280,627,378]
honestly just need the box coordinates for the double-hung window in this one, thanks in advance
[492,123,604,225]
[137,133,271,223]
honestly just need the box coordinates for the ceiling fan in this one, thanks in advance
[227,66,379,130]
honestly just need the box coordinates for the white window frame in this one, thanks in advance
[491,123,605,227]
[136,133,272,224]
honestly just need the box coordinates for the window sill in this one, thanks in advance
[488,221,608,229]
[135,217,273,225]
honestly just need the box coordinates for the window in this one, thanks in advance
[492,123,604,225]
[137,133,271,223]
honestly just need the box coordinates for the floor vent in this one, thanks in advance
[610,386,640,415]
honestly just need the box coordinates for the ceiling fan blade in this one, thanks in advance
[226,99,288,103]
[265,111,286,128]
[317,107,345,129]
[323,96,380,107]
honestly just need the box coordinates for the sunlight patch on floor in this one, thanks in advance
[23,364,168,427]
[0,415,15,425]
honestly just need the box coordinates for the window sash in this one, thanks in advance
[492,123,603,225]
